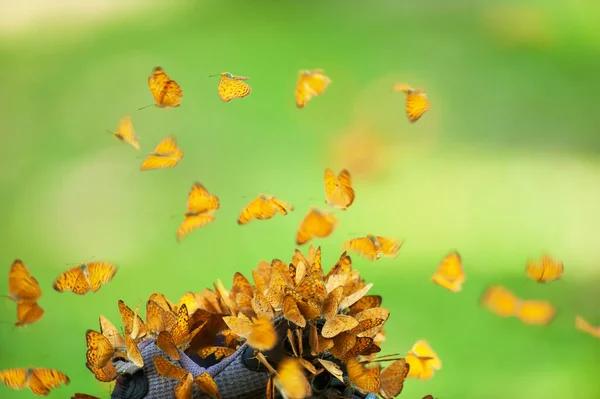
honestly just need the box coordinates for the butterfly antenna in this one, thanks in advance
[208,73,222,78]
[138,104,154,111]
[105,129,114,135]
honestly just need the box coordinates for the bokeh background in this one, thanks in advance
[1,0,600,398]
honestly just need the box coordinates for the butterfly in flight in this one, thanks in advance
[110,115,140,150]
[177,182,220,241]
[343,235,402,261]
[140,135,184,171]
[0,368,70,396]
[52,262,118,295]
[237,194,294,225]
[209,72,252,102]
[296,69,331,108]
[393,83,430,123]
[431,252,466,292]
[324,168,355,211]
[7,259,45,326]
[295,208,338,245]
[525,253,563,283]
[140,66,183,110]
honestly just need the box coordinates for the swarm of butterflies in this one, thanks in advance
[2,66,596,399]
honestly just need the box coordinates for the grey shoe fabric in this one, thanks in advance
[112,339,268,399]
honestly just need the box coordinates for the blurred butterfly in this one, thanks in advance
[324,168,355,211]
[177,182,220,241]
[237,194,294,225]
[393,83,430,123]
[525,253,563,283]
[431,252,465,292]
[575,315,600,338]
[0,368,70,396]
[480,285,520,318]
[140,66,183,110]
[274,358,312,399]
[405,340,441,380]
[516,299,556,326]
[343,235,402,261]
[140,135,184,171]
[295,69,331,108]
[296,208,338,245]
[209,72,251,102]
[8,259,44,326]
[110,115,140,150]
[52,262,117,295]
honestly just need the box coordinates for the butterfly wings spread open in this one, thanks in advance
[177,183,220,241]
[141,136,184,171]
[148,67,183,108]
[237,194,294,225]
[53,263,117,295]
[296,209,338,245]
[296,69,331,108]
[217,74,252,102]
[324,168,355,211]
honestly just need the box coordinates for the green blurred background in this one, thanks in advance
[1,0,600,398]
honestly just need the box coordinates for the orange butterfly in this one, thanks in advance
[111,115,140,150]
[210,72,251,102]
[324,168,355,211]
[295,69,331,108]
[140,66,183,109]
[140,135,184,171]
[0,368,70,396]
[52,262,118,295]
[516,300,556,326]
[525,253,563,283]
[480,285,520,318]
[575,315,600,338]
[177,182,220,241]
[237,194,294,225]
[379,359,410,399]
[295,208,338,245]
[8,260,44,325]
[405,340,441,380]
[8,259,41,303]
[431,252,465,292]
[343,235,402,261]
[393,83,430,123]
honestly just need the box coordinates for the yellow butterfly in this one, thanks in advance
[210,72,251,102]
[431,252,465,292]
[525,253,563,283]
[111,115,140,150]
[393,83,430,123]
[177,182,220,241]
[140,136,184,171]
[324,168,355,211]
[295,69,331,108]
[140,66,183,109]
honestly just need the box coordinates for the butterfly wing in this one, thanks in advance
[85,262,117,292]
[115,115,140,150]
[85,361,117,382]
[72,394,101,399]
[525,258,544,282]
[29,368,70,396]
[296,70,331,108]
[431,252,465,292]
[375,236,402,258]
[174,373,194,399]
[141,136,184,170]
[156,331,181,360]
[575,315,600,338]
[187,183,220,214]
[146,300,178,335]
[53,266,89,295]
[9,259,42,302]
[218,75,252,102]
[0,368,29,390]
[379,359,409,399]
[324,168,355,210]
[148,67,183,108]
[99,315,126,349]
[296,209,337,245]
[176,214,216,241]
[480,285,520,317]
[516,300,556,325]
[405,91,429,123]
[15,301,44,326]
[539,254,564,282]
[270,197,294,215]
[86,329,115,368]
[153,356,188,380]
[238,196,277,224]
[343,237,379,260]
